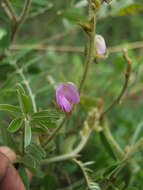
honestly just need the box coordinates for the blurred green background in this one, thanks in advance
[0,0,143,189]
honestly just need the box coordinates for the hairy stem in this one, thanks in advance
[100,49,132,119]
[103,119,125,159]
[8,58,37,113]
[72,159,91,188]
[18,70,37,113]
[15,67,37,112]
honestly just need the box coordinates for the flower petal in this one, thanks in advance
[95,35,106,55]
[63,82,80,104]
[56,94,71,112]
[56,82,80,112]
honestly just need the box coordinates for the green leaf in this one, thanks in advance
[0,104,22,113]
[28,143,46,158]
[126,187,138,190]
[31,119,56,128]
[80,95,100,111]
[17,83,26,94]
[31,124,50,134]
[32,0,49,6]
[118,3,143,15]
[17,85,32,114]
[18,164,30,190]
[103,163,120,179]
[60,8,87,22]
[24,119,31,148]
[31,110,59,128]
[2,49,31,63]
[8,117,23,132]
[23,56,42,69]
[22,154,36,168]
[26,147,42,165]
[27,167,45,178]
[118,182,125,190]
[0,26,11,52]
[100,132,117,161]
[130,122,143,146]
[25,144,46,165]
[0,74,20,91]
[35,85,51,95]
[21,94,33,114]
[32,110,59,117]
[0,28,7,40]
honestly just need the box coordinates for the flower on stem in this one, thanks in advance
[94,34,106,55]
[56,82,80,112]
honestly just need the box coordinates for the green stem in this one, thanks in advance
[43,116,67,147]
[22,129,25,155]
[103,121,124,159]
[79,15,96,93]
[10,61,37,112]
[19,71,37,113]
[18,0,31,23]
[124,137,143,160]
[42,128,91,164]
[43,4,96,146]
[130,122,143,146]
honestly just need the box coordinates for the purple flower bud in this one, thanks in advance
[56,82,80,112]
[94,35,106,55]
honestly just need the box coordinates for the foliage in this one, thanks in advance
[0,0,143,189]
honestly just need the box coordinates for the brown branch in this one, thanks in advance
[100,49,132,119]
[10,44,84,52]
[11,0,31,41]
[10,40,143,53]
[2,0,31,41]
[2,0,17,22]
[39,26,78,45]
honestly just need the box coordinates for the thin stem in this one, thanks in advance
[72,159,91,188]
[79,15,96,93]
[11,0,31,41]
[43,116,67,147]
[42,3,96,146]
[20,71,37,113]
[8,58,37,113]
[102,119,125,159]
[100,49,132,119]
[17,69,37,113]
[22,129,25,155]
[11,39,143,53]
[2,0,17,22]
[41,128,91,164]
[124,137,143,160]
[18,0,31,23]
[130,122,143,146]
[5,50,37,112]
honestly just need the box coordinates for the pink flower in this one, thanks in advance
[56,82,80,112]
[94,35,106,55]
